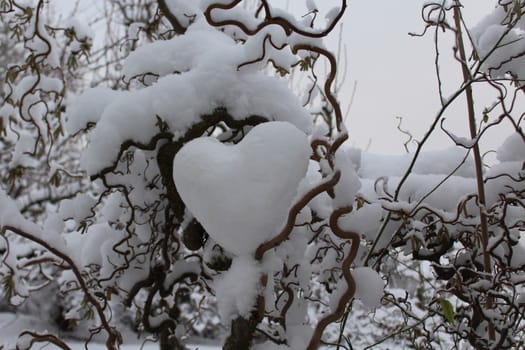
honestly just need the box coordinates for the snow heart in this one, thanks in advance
[173,121,310,256]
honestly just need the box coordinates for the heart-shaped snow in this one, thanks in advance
[173,121,310,256]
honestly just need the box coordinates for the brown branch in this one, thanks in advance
[157,0,186,35]
[204,0,347,39]
[292,44,344,132]
[255,170,341,260]
[306,206,360,350]
[17,331,73,350]
[204,2,346,133]
[2,226,121,350]
[453,3,494,340]
[237,34,287,71]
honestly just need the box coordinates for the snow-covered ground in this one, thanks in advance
[69,344,219,350]
[0,311,346,349]
[0,312,219,349]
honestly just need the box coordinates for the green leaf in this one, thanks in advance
[440,299,455,324]
[483,113,489,123]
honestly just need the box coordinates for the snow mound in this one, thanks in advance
[353,267,384,308]
[66,20,312,175]
[214,256,261,322]
[173,121,310,256]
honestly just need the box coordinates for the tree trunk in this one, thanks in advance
[160,327,186,350]
[223,315,258,350]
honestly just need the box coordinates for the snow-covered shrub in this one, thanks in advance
[2,1,369,349]
[0,1,524,350]
[0,0,94,335]
[349,2,525,349]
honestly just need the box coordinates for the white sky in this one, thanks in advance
[337,0,502,154]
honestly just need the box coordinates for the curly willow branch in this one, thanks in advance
[204,0,347,38]
[17,331,73,350]
[157,0,187,34]
[255,170,341,261]
[1,226,121,350]
[307,206,360,350]
[292,44,344,132]
[204,1,347,132]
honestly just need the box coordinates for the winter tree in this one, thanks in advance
[0,0,524,349]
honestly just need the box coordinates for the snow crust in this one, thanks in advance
[0,189,66,253]
[352,267,384,308]
[333,147,361,207]
[63,223,126,276]
[66,19,312,175]
[497,132,525,162]
[173,121,310,256]
[358,147,474,179]
[214,256,261,322]
[471,4,525,79]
